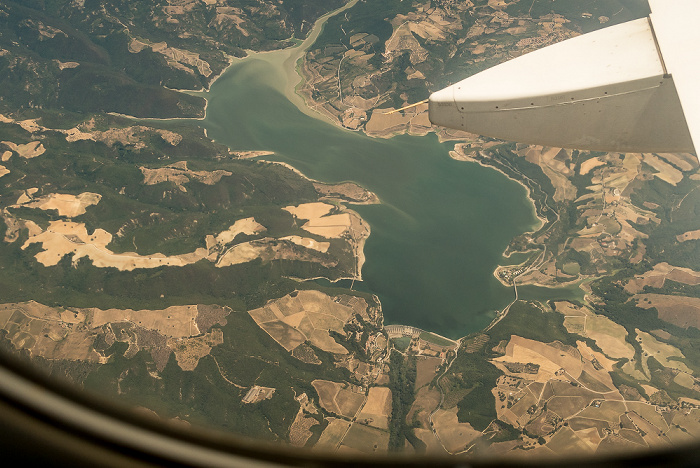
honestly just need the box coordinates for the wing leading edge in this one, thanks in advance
[429,2,699,157]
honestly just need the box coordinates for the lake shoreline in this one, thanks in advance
[261,160,373,282]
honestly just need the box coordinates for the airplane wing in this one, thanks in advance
[649,0,700,156]
[429,1,699,156]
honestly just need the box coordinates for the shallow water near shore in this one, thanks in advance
[198,18,577,339]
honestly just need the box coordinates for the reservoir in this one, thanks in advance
[198,10,576,339]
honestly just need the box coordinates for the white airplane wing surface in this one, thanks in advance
[649,0,700,155]
[429,1,699,156]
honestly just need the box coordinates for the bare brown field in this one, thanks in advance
[555,302,635,361]
[575,426,603,451]
[549,380,599,400]
[309,329,346,354]
[578,370,614,393]
[336,389,365,419]
[364,104,431,138]
[528,381,545,399]
[482,440,528,458]
[23,221,209,271]
[496,392,520,429]
[248,290,359,354]
[0,301,227,371]
[337,295,372,320]
[1,301,65,321]
[546,426,593,455]
[579,157,606,175]
[563,316,586,335]
[31,326,97,362]
[300,213,352,238]
[312,379,365,418]
[415,355,441,389]
[618,429,646,446]
[296,316,316,337]
[657,152,697,171]
[306,313,345,331]
[635,294,700,330]
[677,230,700,243]
[672,409,700,438]
[90,305,200,338]
[548,396,593,420]
[283,202,334,220]
[569,417,610,437]
[627,412,671,448]
[1,140,45,159]
[315,418,351,451]
[431,407,482,453]
[626,402,669,433]
[666,426,695,444]
[13,192,101,218]
[1,303,98,362]
[212,217,266,245]
[509,390,538,426]
[643,153,683,185]
[576,400,626,423]
[597,433,645,454]
[492,335,583,382]
[249,306,281,323]
[340,424,389,453]
[335,445,365,455]
[312,380,343,415]
[13,195,357,275]
[674,372,695,389]
[356,387,391,429]
[625,263,700,294]
[625,413,644,435]
[0,307,16,326]
[584,318,633,360]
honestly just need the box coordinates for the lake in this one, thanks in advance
[198,12,575,339]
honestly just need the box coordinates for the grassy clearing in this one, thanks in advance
[341,424,390,453]
[419,331,455,347]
